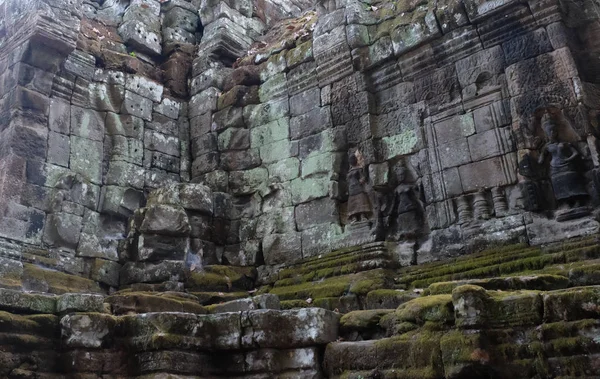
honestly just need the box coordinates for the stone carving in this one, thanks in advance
[491,187,508,217]
[537,111,588,208]
[455,195,473,225]
[518,151,546,212]
[346,150,372,224]
[388,166,423,240]
[472,190,491,221]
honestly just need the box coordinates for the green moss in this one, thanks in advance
[410,252,561,288]
[0,311,58,336]
[395,294,454,325]
[428,274,569,295]
[440,329,485,370]
[365,289,417,308]
[340,309,393,332]
[280,299,311,309]
[538,319,600,340]
[106,292,206,315]
[374,329,444,372]
[401,247,543,287]
[185,265,256,292]
[268,269,393,301]
[23,264,103,295]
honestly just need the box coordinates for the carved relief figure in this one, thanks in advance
[538,112,588,207]
[347,150,372,223]
[389,167,422,239]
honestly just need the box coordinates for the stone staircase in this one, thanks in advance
[261,242,400,312]
[323,235,600,378]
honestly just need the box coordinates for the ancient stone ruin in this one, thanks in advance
[2,0,600,377]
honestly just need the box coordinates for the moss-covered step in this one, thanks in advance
[426,274,570,295]
[22,264,104,295]
[364,289,418,309]
[190,291,250,305]
[184,265,257,292]
[106,292,207,315]
[324,329,445,378]
[453,285,543,329]
[339,309,394,340]
[398,235,600,289]
[0,311,59,349]
[268,268,395,302]
[276,242,397,285]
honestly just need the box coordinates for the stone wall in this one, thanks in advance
[188,0,600,276]
[3,0,600,376]
[2,0,600,289]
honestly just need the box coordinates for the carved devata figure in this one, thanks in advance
[537,111,588,208]
[388,166,422,240]
[347,150,372,223]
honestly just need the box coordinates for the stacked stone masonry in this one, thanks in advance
[2,0,600,376]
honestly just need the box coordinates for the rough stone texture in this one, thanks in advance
[3,0,600,376]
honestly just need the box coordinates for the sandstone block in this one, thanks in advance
[118,20,162,56]
[61,313,116,348]
[263,232,302,265]
[121,90,153,121]
[57,293,104,313]
[126,74,164,102]
[140,204,190,236]
[241,308,340,348]
[137,234,189,261]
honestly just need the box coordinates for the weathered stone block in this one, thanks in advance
[57,293,104,313]
[120,260,185,285]
[268,157,300,182]
[61,313,116,348]
[243,97,290,126]
[192,152,219,177]
[126,74,164,102]
[49,98,71,134]
[137,234,189,261]
[458,153,518,192]
[241,308,340,348]
[118,20,162,56]
[106,161,146,189]
[179,183,213,214]
[189,87,219,118]
[88,82,125,113]
[290,106,332,140]
[295,198,339,231]
[144,130,180,157]
[69,136,103,184]
[105,113,144,139]
[262,232,302,265]
[47,131,70,167]
[70,106,105,142]
[218,127,250,151]
[251,118,290,148]
[121,90,153,121]
[140,204,190,236]
[229,168,269,195]
[290,176,330,205]
[260,139,297,164]
[220,149,262,171]
[191,132,217,158]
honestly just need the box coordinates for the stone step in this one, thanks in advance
[273,268,395,311]
[106,291,207,315]
[275,257,393,287]
[184,265,257,292]
[205,293,280,313]
[426,274,570,295]
[339,309,394,341]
